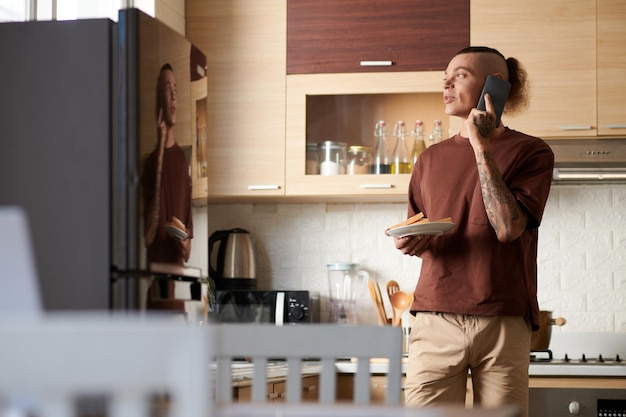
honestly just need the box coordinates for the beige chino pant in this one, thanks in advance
[405,312,531,417]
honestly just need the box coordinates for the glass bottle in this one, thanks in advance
[391,120,413,174]
[411,120,427,166]
[429,119,444,145]
[371,120,392,174]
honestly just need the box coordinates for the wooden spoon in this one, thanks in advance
[390,291,412,327]
[386,280,400,323]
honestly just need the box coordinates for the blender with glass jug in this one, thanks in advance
[326,262,369,324]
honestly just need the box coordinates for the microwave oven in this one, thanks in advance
[212,290,314,325]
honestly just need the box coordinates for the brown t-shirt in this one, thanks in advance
[407,128,554,329]
[141,143,193,265]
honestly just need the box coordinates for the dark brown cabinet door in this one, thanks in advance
[287,0,469,74]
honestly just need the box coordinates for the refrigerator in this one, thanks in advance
[0,9,207,312]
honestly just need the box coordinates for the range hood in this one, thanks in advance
[545,139,626,184]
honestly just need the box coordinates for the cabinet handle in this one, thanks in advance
[359,183,395,189]
[558,125,593,131]
[268,393,280,399]
[303,385,317,392]
[247,185,281,190]
[605,124,626,129]
[359,61,393,67]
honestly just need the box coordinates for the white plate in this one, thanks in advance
[165,224,188,240]
[386,221,455,238]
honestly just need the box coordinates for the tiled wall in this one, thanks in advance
[188,184,626,333]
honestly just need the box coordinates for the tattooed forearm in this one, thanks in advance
[476,150,522,241]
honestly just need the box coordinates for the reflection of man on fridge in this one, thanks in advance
[141,64,194,311]
[141,63,194,267]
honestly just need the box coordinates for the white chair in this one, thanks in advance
[0,314,212,417]
[214,324,403,406]
[0,206,42,316]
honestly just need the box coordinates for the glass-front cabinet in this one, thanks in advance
[285,72,448,200]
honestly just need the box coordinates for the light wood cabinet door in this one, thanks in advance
[597,0,626,136]
[470,0,597,138]
[186,0,286,199]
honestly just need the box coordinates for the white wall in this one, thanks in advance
[188,184,626,333]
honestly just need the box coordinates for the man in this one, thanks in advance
[396,47,554,417]
[142,63,193,267]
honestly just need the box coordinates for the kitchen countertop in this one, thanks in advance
[333,357,626,378]
[223,353,626,387]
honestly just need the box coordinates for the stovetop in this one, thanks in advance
[528,332,626,377]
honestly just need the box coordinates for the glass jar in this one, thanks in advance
[347,145,373,175]
[306,143,320,175]
[318,141,347,175]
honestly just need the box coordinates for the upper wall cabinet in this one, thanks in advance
[186,0,286,199]
[471,0,598,138]
[287,0,469,74]
[597,0,626,136]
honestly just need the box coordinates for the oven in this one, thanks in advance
[528,332,626,417]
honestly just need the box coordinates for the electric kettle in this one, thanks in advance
[208,228,257,290]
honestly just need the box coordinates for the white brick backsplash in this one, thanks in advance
[586,249,626,271]
[557,185,612,209]
[560,229,612,252]
[587,291,626,312]
[616,313,626,332]
[616,271,626,290]
[559,312,614,333]
[537,270,560,291]
[199,183,626,331]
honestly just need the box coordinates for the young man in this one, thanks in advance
[396,47,554,417]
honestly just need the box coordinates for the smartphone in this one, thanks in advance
[477,75,511,128]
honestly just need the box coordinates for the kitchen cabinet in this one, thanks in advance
[186,0,286,199]
[337,374,474,405]
[236,375,319,402]
[285,0,466,200]
[287,0,469,75]
[337,374,393,404]
[597,0,626,136]
[285,72,448,200]
[470,0,597,138]
[337,375,401,405]
[188,0,462,201]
